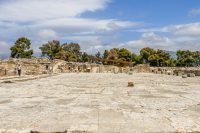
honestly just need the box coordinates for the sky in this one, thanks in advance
[0,0,200,57]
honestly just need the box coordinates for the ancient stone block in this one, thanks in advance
[157,71,162,74]
[161,71,165,74]
[114,71,118,74]
[128,82,134,87]
[128,72,133,75]
[187,73,195,77]
[182,75,187,78]
[167,71,173,75]
[176,72,183,76]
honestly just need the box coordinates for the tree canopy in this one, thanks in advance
[10,37,33,58]
[176,50,196,67]
[9,37,200,67]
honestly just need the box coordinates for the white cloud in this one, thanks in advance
[63,35,100,42]
[0,0,111,22]
[119,32,173,52]
[0,0,141,56]
[141,32,169,43]
[120,31,200,53]
[2,0,199,56]
[134,23,200,37]
[163,23,200,36]
[188,8,200,16]
[32,18,137,32]
[0,0,139,37]
[38,29,57,39]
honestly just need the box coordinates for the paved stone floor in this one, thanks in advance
[0,73,200,132]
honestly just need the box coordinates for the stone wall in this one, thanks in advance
[0,58,51,77]
[0,59,152,77]
[133,64,151,73]
[150,67,200,77]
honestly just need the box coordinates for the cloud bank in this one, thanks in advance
[0,0,141,55]
[0,0,200,56]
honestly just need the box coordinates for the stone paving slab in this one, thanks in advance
[0,73,200,132]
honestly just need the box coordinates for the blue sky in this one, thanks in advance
[0,0,200,56]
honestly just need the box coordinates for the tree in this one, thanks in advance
[176,50,196,67]
[39,40,62,60]
[62,43,81,62]
[54,50,75,62]
[87,54,96,63]
[148,49,174,67]
[62,43,80,55]
[102,50,109,65]
[95,51,101,59]
[108,48,118,60]
[81,52,89,62]
[103,50,109,59]
[107,48,118,65]
[118,48,132,62]
[95,51,101,62]
[10,37,33,58]
[193,51,200,66]
[131,53,141,64]
[140,47,155,63]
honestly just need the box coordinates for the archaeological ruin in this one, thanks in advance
[0,58,200,132]
[1,58,200,79]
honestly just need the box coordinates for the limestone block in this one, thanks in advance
[187,73,195,77]
[161,71,165,74]
[182,75,188,78]
[128,72,133,75]
[176,72,183,76]
[167,71,173,75]
[128,82,134,87]
[114,71,118,74]
[154,70,158,74]
[157,71,162,74]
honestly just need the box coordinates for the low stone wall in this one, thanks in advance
[133,64,151,73]
[0,58,51,77]
[150,67,200,77]
[0,59,151,77]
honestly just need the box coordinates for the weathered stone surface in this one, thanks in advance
[182,75,188,78]
[187,73,195,77]
[151,67,200,77]
[0,73,200,132]
[167,71,173,75]
[176,72,183,76]
[157,71,162,74]
[128,72,133,75]
[134,64,151,73]
[0,59,152,78]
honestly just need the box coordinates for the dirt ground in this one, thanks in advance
[0,73,200,132]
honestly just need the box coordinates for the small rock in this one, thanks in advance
[182,75,187,78]
[128,82,134,87]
